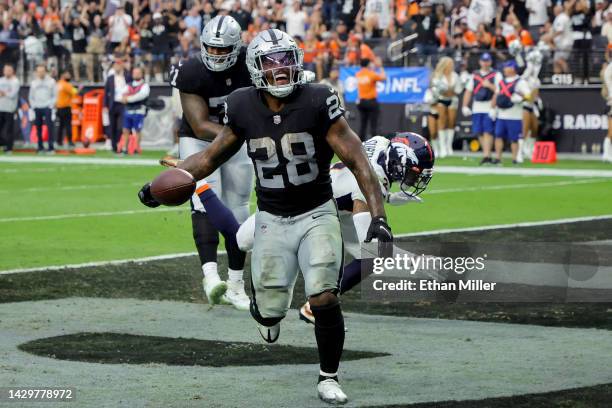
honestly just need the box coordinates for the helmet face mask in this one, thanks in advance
[247,29,304,98]
[400,167,433,197]
[200,16,242,72]
[386,133,435,197]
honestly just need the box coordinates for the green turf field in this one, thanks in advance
[1,152,612,270]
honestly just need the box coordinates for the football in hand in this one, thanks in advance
[150,168,196,206]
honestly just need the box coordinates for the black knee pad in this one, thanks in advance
[310,299,343,329]
[249,298,283,327]
[192,212,219,264]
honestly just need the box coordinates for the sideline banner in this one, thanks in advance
[340,67,430,104]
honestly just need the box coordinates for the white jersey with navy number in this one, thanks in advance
[494,73,531,120]
[331,136,390,212]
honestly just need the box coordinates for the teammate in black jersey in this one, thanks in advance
[173,29,393,405]
[169,15,253,309]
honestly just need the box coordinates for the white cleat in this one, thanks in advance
[257,322,280,343]
[317,379,348,405]
[220,281,250,311]
[202,274,227,305]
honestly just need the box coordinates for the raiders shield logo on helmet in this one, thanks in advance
[273,115,281,125]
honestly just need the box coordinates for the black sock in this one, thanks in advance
[310,300,345,380]
[191,212,219,265]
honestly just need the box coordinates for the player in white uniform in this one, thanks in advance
[431,57,463,158]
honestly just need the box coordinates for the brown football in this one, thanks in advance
[150,168,196,206]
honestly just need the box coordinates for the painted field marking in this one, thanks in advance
[2,214,611,275]
[0,182,143,194]
[0,156,159,166]
[0,207,188,223]
[436,165,612,178]
[396,214,612,238]
[426,178,609,195]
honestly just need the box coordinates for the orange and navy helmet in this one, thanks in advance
[386,132,434,197]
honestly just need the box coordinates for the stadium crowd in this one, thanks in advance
[0,0,609,84]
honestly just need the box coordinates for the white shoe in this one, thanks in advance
[317,378,348,405]
[202,274,227,305]
[257,322,280,343]
[220,281,250,311]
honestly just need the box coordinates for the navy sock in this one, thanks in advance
[198,188,246,271]
[340,258,375,294]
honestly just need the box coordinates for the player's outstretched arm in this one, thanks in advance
[326,117,387,220]
[327,118,393,256]
[180,92,224,141]
[178,125,242,181]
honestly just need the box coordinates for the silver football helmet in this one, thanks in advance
[246,29,305,98]
[200,15,242,72]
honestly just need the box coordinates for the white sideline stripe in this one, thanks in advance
[436,165,612,178]
[0,156,159,166]
[426,178,609,195]
[0,252,203,275]
[0,207,188,223]
[395,214,612,238]
[0,182,143,194]
[3,214,612,275]
[3,155,612,177]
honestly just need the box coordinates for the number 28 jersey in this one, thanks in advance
[224,84,346,216]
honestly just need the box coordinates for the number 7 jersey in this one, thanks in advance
[224,83,346,216]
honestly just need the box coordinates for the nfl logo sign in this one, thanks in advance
[226,78,232,86]
[273,115,281,125]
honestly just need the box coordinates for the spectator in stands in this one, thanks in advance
[108,6,132,54]
[476,23,493,48]
[103,55,129,154]
[552,1,573,74]
[29,64,57,154]
[151,12,173,82]
[602,8,612,43]
[56,70,77,147]
[86,14,107,82]
[66,8,93,83]
[286,2,308,39]
[339,0,362,31]
[0,65,20,154]
[356,57,386,140]
[184,4,203,35]
[45,10,69,75]
[526,0,551,43]
[412,2,439,65]
[231,1,253,31]
[364,0,394,39]
[592,0,608,39]
[570,0,594,83]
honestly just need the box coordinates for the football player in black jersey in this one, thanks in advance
[168,15,253,309]
[173,29,393,405]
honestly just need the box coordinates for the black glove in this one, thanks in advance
[138,183,161,208]
[365,216,393,258]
